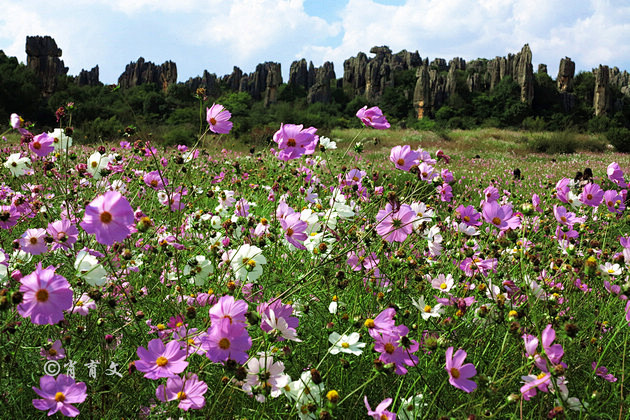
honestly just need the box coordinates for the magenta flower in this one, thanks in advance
[625,300,630,325]
[603,190,625,214]
[438,183,453,202]
[258,299,300,341]
[29,133,55,157]
[0,205,19,229]
[280,212,308,249]
[206,103,233,134]
[592,362,618,382]
[456,205,482,227]
[202,319,252,364]
[375,203,416,243]
[46,219,79,251]
[374,326,419,375]
[580,183,604,207]
[135,339,189,379]
[347,249,379,271]
[482,201,520,231]
[143,170,168,190]
[70,293,97,316]
[555,178,571,203]
[156,373,207,411]
[553,205,584,226]
[389,145,420,171]
[18,263,72,325]
[32,374,86,417]
[445,346,477,393]
[209,295,248,326]
[80,191,134,246]
[40,339,66,361]
[19,227,48,255]
[607,162,627,188]
[273,123,318,161]
[483,185,500,203]
[366,307,396,339]
[364,396,396,419]
[356,106,390,129]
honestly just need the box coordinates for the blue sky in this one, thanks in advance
[2,0,630,85]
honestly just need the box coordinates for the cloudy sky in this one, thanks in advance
[2,0,630,84]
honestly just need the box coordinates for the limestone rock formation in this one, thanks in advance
[185,70,220,97]
[289,59,309,91]
[307,62,336,104]
[413,64,447,118]
[26,35,68,95]
[557,57,575,92]
[343,46,421,101]
[76,66,100,87]
[538,64,548,74]
[514,44,534,105]
[118,58,177,91]
[594,65,611,116]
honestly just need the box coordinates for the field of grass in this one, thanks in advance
[1,114,629,419]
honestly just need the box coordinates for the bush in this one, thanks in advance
[411,118,436,131]
[162,125,197,147]
[522,116,546,132]
[606,127,630,152]
[529,131,578,154]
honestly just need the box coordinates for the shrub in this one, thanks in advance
[529,131,578,154]
[606,126,630,152]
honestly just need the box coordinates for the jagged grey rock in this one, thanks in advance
[26,35,69,95]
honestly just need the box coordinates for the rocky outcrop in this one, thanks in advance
[557,57,575,92]
[609,67,630,97]
[76,66,100,87]
[343,47,421,101]
[289,59,309,91]
[514,44,534,104]
[307,62,335,104]
[219,63,282,106]
[413,64,447,118]
[26,35,68,95]
[185,70,220,97]
[118,58,177,91]
[538,64,548,74]
[594,65,611,116]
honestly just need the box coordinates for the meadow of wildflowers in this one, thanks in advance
[0,103,629,419]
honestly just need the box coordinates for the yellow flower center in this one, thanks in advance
[156,356,168,366]
[364,318,375,328]
[177,391,187,400]
[492,217,501,226]
[424,305,432,313]
[397,158,405,166]
[209,117,217,125]
[450,367,460,379]
[100,211,113,224]
[384,343,395,354]
[440,283,447,289]
[341,342,349,348]
[48,348,58,356]
[54,392,65,402]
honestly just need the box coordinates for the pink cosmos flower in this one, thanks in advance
[603,190,625,214]
[156,373,207,411]
[445,346,477,393]
[11,113,30,135]
[46,219,78,251]
[202,318,252,364]
[483,186,500,203]
[243,354,290,402]
[273,123,318,161]
[40,339,66,360]
[29,133,54,157]
[18,263,72,325]
[553,205,584,226]
[280,212,308,249]
[356,106,390,129]
[206,103,233,134]
[625,300,630,326]
[71,293,97,316]
[364,396,396,419]
[374,325,419,375]
[580,183,604,207]
[592,362,617,382]
[32,374,87,417]
[366,307,397,339]
[532,194,542,213]
[19,227,48,255]
[417,162,436,182]
[209,295,248,326]
[258,299,300,341]
[482,201,520,231]
[80,191,134,246]
[375,203,417,243]
[607,162,627,188]
[456,205,482,227]
[389,145,420,171]
[347,249,379,271]
[437,183,453,202]
[0,205,19,229]
[135,339,189,379]
[143,170,168,190]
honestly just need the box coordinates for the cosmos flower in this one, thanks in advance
[32,374,86,417]
[19,228,48,255]
[273,123,318,161]
[202,318,252,364]
[209,295,248,327]
[4,153,31,177]
[230,244,266,283]
[389,145,420,171]
[46,219,79,251]
[40,339,66,361]
[328,332,365,355]
[135,339,189,380]
[364,396,396,419]
[356,106,390,129]
[242,354,290,402]
[445,346,477,393]
[206,103,233,134]
[48,128,72,150]
[80,191,134,246]
[18,263,73,325]
[580,183,604,207]
[156,373,207,411]
[375,203,417,243]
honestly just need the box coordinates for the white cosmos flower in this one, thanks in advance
[319,136,337,150]
[4,153,31,177]
[48,128,72,150]
[600,262,622,276]
[87,151,112,179]
[184,255,214,285]
[74,250,109,286]
[328,332,365,355]
[398,394,426,420]
[263,309,301,342]
[231,244,266,282]
[412,296,444,320]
